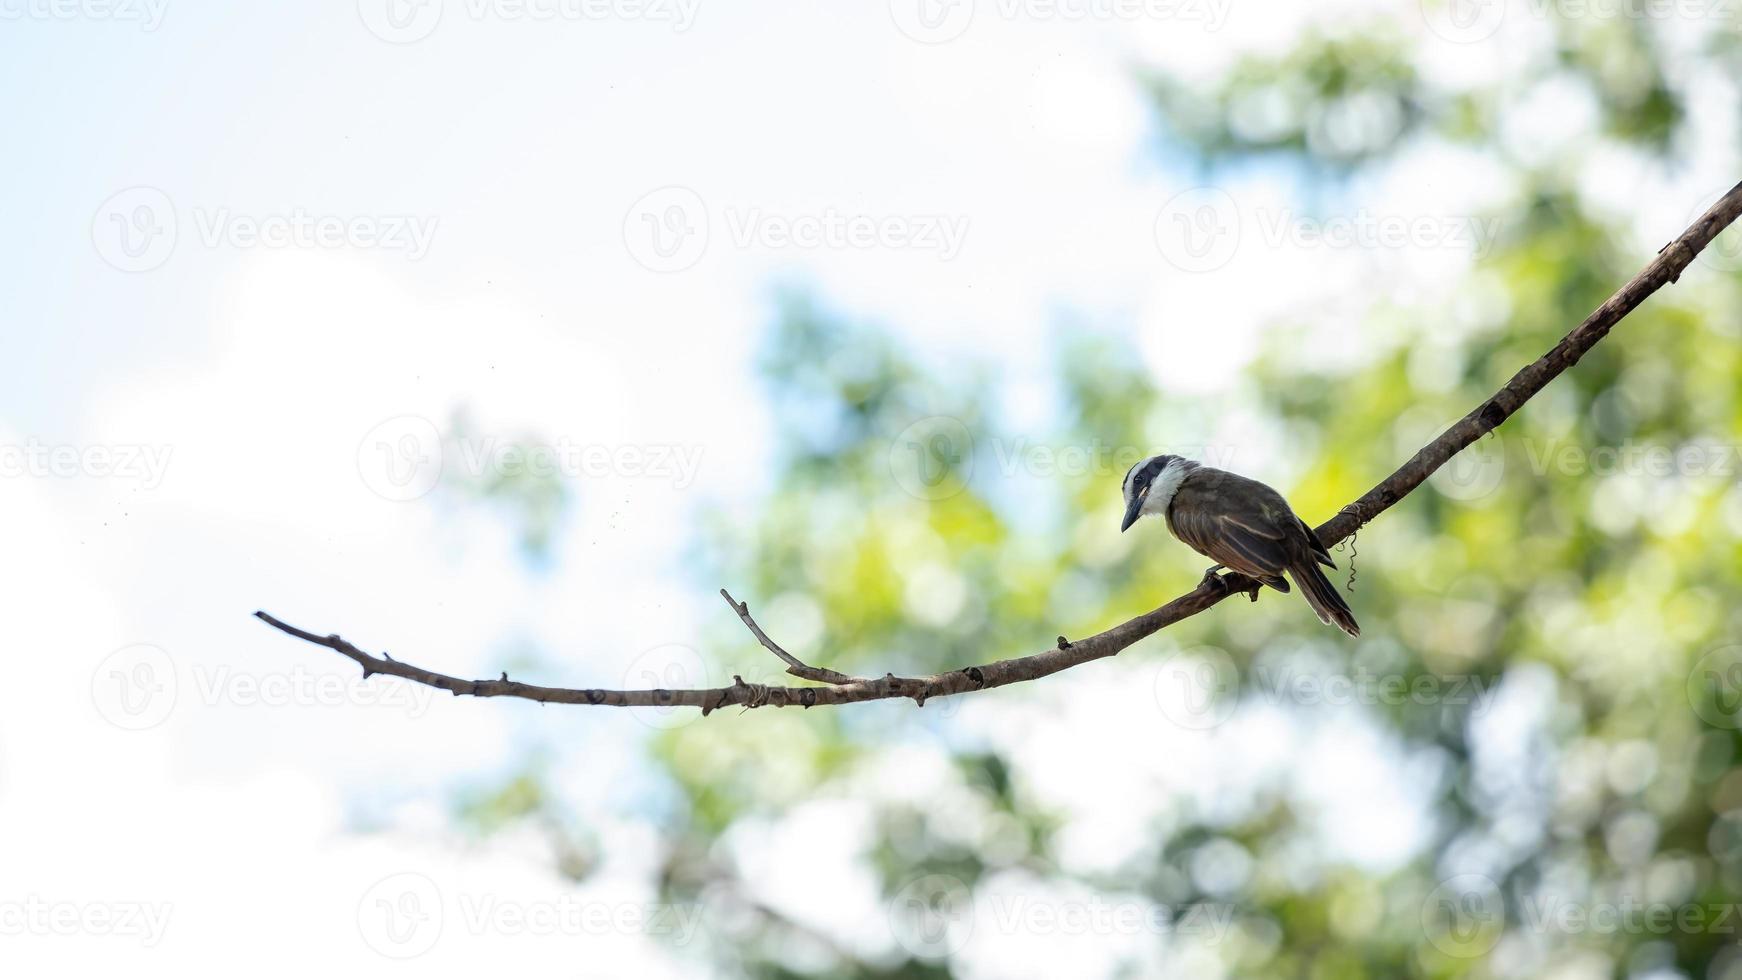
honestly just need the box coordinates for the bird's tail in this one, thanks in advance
[1292,559,1360,637]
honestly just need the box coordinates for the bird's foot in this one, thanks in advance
[1199,565,1227,592]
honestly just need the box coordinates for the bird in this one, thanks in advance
[1119,454,1359,637]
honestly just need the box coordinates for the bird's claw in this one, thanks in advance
[1201,564,1261,602]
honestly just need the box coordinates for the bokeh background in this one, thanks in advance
[4,0,1742,975]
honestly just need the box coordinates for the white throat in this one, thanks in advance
[1141,461,1195,518]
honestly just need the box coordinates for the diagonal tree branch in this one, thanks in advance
[256,181,1742,715]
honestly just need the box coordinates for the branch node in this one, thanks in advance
[731,674,770,709]
[1056,636,1072,650]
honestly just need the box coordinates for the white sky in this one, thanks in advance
[2,0,1735,975]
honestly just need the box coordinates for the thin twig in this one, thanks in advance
[718,589,861,685]
[255,181,1742,714]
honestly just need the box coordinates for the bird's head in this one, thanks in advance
[1120,453,1193,532]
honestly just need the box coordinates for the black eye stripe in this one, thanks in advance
[1136,458,1165,491]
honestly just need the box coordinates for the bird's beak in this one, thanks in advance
[1120,496,1143,533]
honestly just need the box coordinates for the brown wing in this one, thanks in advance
[1165,469,1297,585]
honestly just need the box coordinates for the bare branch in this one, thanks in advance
[255,180,1742,714]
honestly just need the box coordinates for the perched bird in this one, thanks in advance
[1120,454,1359,637]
